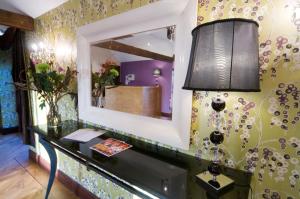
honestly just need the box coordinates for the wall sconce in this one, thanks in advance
[31,43,38,51]
[30,42,55,70]
[153,68,161,86]
[152,68,161,77]
[183,18,260,195]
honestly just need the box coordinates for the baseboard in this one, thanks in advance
[29,150,99,199]
[0,127,19,135]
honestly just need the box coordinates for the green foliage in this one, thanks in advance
[36,63,50,73]
[92,67,119,91]
[110,68,119,77]
[27,63,76,109]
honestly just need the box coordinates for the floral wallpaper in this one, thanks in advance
[27,1,158,199]
[192,0,300,198]
[26,0,300,199]
[0,49,19,128]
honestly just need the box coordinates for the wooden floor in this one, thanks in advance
[0,133,79,199]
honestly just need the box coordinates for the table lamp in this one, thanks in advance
[183,18,260,195]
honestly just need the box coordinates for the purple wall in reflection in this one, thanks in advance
[120,60,173,114]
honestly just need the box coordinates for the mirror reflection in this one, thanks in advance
[91,26,175,120]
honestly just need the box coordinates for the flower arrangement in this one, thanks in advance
[28,61,77,109]
[92,59,120,98]
[16,53,77,128]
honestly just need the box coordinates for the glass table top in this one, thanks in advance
[30,120,252,199]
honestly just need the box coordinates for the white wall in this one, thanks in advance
[90,46,120,72]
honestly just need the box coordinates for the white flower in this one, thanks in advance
[289,176,296,183]
[290,158,299,165]
[265,45,272,51]
[261,159,267,164]
[296,139,300,146]
[233,103,241,109]
[260,169,265,174]
[249,167,255,173]
[243,7,251,17]
[289,137,298,144]
[274,118,282,126]
[227,159,235,168]
[252,152,259,158]
[246,152,252,159]
[277,155,284,162]
[274,49,282,56]
[242,133,250,139]
[269,97,277,104]
[290,179,296,186]
[229,3,237,9]
[269,172,273,177]
[243,127,250,134]
[292,169,299,175]
[274,152,281,158]
[277,170,284,176]
[282,161,289,168]
[268,106,277,114]
[275,176,285,182]
[280,167,288,173]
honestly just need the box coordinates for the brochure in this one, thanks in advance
[62,128,105,142]
[90,138,132,157]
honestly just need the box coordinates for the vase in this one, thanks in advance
[47,102,62,129]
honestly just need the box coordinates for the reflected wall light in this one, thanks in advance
[183,18,260,195]
[153,68,161,86]
[31,43,38,51]
[0,25,7,36]
[153,68,161,77]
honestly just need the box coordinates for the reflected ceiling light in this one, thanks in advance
[0,30,4,36]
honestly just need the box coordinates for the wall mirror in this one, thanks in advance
[77,0,197,150]
[90,26,175,120]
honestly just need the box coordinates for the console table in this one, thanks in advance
[29,120,251,199]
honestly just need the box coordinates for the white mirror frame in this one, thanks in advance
[77,0,197,150]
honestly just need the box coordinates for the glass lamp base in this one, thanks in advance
[196,171,234,194]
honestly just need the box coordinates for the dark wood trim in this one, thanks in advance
[95,41,174,62]
[0,127,19,135]
[29,150,99,199]
[0,9,34,31]
[161,112,172,118]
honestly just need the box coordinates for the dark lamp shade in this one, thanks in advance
[183,18,260,92]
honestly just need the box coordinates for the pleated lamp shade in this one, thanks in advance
[183,18,260,92]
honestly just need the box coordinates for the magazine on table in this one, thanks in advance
[90,138,132,157]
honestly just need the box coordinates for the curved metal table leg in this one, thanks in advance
[39,137,57,199]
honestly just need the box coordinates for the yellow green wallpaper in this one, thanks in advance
[26,0,300,198]
[192,0,300,198]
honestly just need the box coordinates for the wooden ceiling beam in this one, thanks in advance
[95,41,174,63]
[0,9,34,31]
